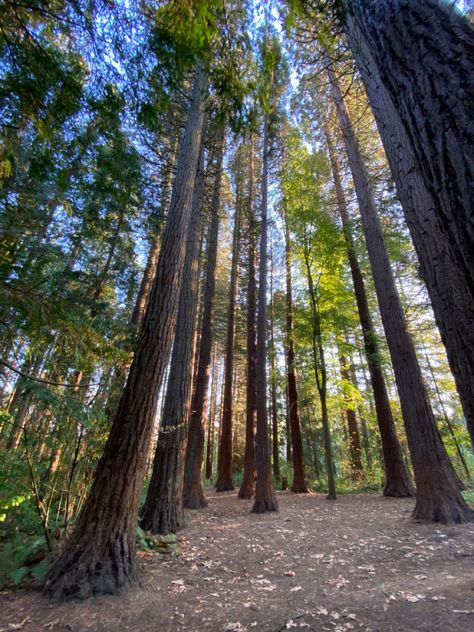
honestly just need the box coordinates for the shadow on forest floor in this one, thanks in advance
[1,490,474,631]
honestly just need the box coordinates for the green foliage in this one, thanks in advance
[136,526,177,554]
[0,535,49,588]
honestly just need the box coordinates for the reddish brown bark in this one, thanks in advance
[239,139,257,500]
[344,10,474,451]
[329,65,473,524]
[183,128,225,510]
[140,147,204,535]
[252,114,278,513]
[42,67,208,599]
[215,192,242,492]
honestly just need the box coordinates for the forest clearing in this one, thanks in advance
[1,0,474,629]
[2,490,474,631]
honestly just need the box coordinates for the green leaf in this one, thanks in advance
[11,566,29,584]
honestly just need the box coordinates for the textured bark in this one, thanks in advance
[269,253,280,484]
[325,124,413,496]
[345,0,474,300]
[42,67,208,600]
[205,348,218,480]
[283,212,308,493]
[183,128,225,510]
[140,148,204,535]
[338,354,363,478]
[270,288,281,481]
[239,139,257,500]
[344,12,474,450]
[215,194,242,492]
[329,66,473,524]
[252,114,278,513]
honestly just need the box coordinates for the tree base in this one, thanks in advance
[140,505,185,536]
[183,484,208,510]
[383,481,415,498]
[251,498,278,513]
[238,486,254,499]
[43,532,136,601]
[215,479,235,492]
[291,483,310,493]
[412,492,474,524]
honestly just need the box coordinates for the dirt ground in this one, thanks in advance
[1,489,474,632]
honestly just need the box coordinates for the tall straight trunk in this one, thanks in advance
[285,386,292,464]
[325,124,413,496]
[252,114,278,513]
[343,14,474,451]
[344,0,474,300]
[269,235,280,482]
[283,211,308,493]
[239,141,257,500]
[183,127,225,510]
[338,354,363,478]
[307,409,321,478]
[140,147,204,535]
[215,194,242,492]
[303,251,336,500]
[43,67,208,600]
[205,345,218,480]
[328,66,473,524]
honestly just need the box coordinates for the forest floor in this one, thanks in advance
[1,489,474,632]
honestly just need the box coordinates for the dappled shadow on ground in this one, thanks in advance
[1,490,474,631]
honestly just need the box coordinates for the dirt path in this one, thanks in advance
[1,490,474,631]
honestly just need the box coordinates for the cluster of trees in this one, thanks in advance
[0,0,473,600]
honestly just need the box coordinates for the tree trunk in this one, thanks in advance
[283,211,308,493]
[329,66,473,524]
[205,346,218,480]
[269,234,280,483]
[239,138,257,500]
[215,190,242,492]
[140,147,204,535]
[252,114,278,513]
[183,127,225,510]
[343,12,474,451]
[325,123,413,496]
[345,0,474,300]
[42,67,208,600]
